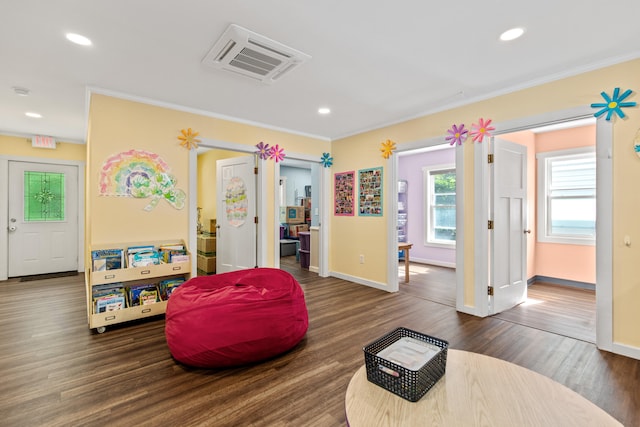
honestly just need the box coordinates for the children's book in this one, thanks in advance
[126,245,156,267]
[91,249,124,271]
[158,278,185,300]
[95,295,126,312]
[128,284,160,306]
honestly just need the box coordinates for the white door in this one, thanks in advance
[8,161,79,277]
[216,155,257,273]
[490,138,528,314]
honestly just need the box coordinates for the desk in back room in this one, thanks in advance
[398,242,413,283]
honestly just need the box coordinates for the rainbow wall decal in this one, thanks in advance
[98,149,185,211]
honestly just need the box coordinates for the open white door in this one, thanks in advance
[8,161,79,277]
[489,138,528,314]
[216,155,257,273]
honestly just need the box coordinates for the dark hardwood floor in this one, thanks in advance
[1,262,637,426]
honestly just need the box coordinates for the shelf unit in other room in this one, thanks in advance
[86,239,191,333]
[298,231,310,268]
[398,180,408,259]
[302,197,312,225]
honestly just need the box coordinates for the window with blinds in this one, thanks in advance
[423,165,456,246]
[537,147,596,245]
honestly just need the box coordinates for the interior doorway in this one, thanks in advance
[395,143,457,305]
[192,144,264,277]
[492,118,597,342]
[277,158,322,273]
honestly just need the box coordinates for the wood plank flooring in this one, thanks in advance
[397,261,597,343]
[1,264,638,426]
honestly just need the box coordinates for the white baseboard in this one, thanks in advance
[309,266,319,273]
[611,342,640,361]
[330,271,397,292]
[409,257,456,269]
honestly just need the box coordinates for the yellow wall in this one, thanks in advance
[333,58,640,348]
[197,149,246,230]
[86,93,329,268]
[0,134,85,161]
[87,96,191,245]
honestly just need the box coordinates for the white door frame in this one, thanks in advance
[188,138,266,276]
[0,155,86,280]
[274,152,329,277]
[473,106,613,353]
[390,137,461,295]
[390,105,613,353]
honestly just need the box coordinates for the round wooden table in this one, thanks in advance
[345,349,621,426]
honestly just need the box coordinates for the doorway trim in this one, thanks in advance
[473,106,613,353]
[391,137,462,297]
[274,151,329,277]
[0,155,86,281]
[189,138,266,276]
[389,105,614,354]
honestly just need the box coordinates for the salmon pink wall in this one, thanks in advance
[534,125,596,285]
[505,125,596,285]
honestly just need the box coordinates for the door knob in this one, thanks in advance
[8,225,17,232]
[524,229,531,234]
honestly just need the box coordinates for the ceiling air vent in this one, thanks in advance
[202,24,311,84]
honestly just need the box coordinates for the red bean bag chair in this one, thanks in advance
[165,268,308,368]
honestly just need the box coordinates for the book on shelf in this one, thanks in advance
[95,295,126,313]
[126,245,156,267]
[91,249,124,271]
[131,251,160,267]
[128,283,160,306]
[159,243,188,264]
[169,254,190,263]
[158,278,186,300]
[93,283,126,313]
[159,243,185,251]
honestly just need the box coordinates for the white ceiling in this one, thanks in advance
[2,1,640,144]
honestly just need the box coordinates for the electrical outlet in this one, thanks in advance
[359,255,365,264]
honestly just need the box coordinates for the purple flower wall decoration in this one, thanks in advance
[255,141,272,160]
[445,124,468,145]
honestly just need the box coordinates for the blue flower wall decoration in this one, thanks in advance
[591,88,636,120]
[321,152,333,168]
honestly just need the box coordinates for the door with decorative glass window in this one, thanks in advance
[8,161,78,277]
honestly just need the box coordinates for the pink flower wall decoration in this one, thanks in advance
[255,141,271,160]
[270,144,286,162]
[470,118,495,143]
[445,124,468,145]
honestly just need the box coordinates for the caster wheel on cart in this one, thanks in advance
[96,326,106,334]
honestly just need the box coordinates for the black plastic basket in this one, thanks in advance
[363,327,448,402]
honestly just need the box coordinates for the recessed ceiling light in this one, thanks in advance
[66,32,92,46]
[499,27,525,41]
[318,107,331,115]
[25,112,42,118]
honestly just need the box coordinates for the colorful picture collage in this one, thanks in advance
[334,167,383,217]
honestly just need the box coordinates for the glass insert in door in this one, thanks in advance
[23,171,65,221]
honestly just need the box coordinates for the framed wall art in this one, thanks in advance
[334,171,355,216]
[358,167,383,216]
